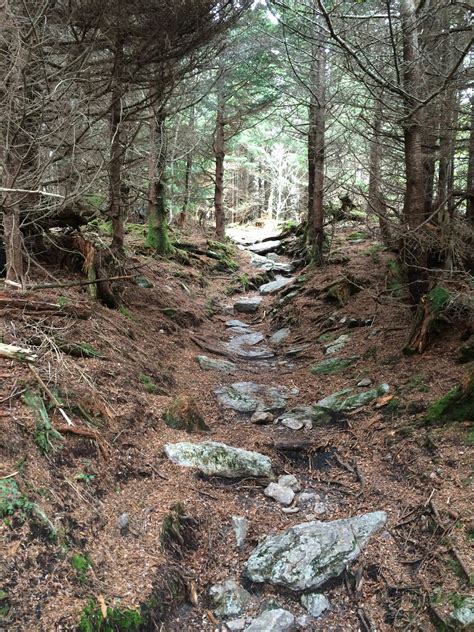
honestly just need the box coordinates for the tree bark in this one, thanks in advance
[400,0,429,304]
[213,83,226,240]
[147,106,172,254]
[307,14,326,265]
[367,96,391,245]
[467,94,474,223]
[108,28,126,255]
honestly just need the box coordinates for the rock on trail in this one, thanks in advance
[164,441,273,478]
[244,511,387,590]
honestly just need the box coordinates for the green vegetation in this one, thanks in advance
[139,374,157,394]
[119,306,135,321]
[425,374,473,423]
[428,286,451,313]
[22,390,63,455]
[78,599,142,632]
[347,231,369,241]
[71,553,93,584]
[0,479,32,519]
[160,307,177,318]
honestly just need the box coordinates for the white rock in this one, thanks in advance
[301,593,330,618]
[264,482,295,506]
[246,608,296,632]
[278,475,301,492]
[232,516,250,548]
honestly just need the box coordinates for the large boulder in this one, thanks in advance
[215,382,298,414]
[164,441,273,478]
[244,511,387,591]
[248,240,282,255]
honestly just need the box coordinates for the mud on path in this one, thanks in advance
[0,223,472,631]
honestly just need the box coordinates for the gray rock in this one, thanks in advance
[450,598,474,628]
[248,240,282,255]
[251,411,274,425]
[232,516,250,548]
[311,356,360,375]
[278,475,300,492]
[226,334,274,360]
[196,355,237,374]
[249,252,293,274]
[324,334,350,355]
[297,492,328,515]
[215,382,297,414]
[301,593,330,618]
[164,441,273,478]
[209,579,251,618]
[277,405,332,429]
[244,511,387,591]
[225,619,248,631]
[226,319,250,328]
[135,275,154,288]
[264,482,295,506]
[281,417,304,431]
[246,608,296,632]
[234,297,263,313]
[117,513,129,534]
[260,276,294,295]
[316,383,389,412]
[295,614,314,629]
[270,328,291,345]
[357,377,372,387]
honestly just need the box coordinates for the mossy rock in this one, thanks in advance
[311,356,360,375]
[163,395,209,432]
[425,372,474,423]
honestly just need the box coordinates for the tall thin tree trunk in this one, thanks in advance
[400,0,429,305]
[367,97,391,245]
[147,107,172,254]
[213,83,226,239]
[108,33,126,255]
[467,94,474,224]
[307,13,326,265]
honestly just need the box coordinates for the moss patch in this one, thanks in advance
[163,395,209,432]
[425,373,474,423]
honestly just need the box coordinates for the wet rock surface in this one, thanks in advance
[215,382,298,414]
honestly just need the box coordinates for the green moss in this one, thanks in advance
[428,286,451,313]
[23,390,63,455]
[71,553,93,584]
[78,599,142,632]
[160,307,177,318]
[119,306,135,321]
[347,231,369,241]
[139,374,157,394]
[425,374,474,423]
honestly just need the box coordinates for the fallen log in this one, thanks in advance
[0,295,92,319]
[0,342,38,363]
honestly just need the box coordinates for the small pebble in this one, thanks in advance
[357,377,372,387]
[117,512,129,535]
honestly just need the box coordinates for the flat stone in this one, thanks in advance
[295,615,314,629]
[226,320,250,328]
[244,511,387,591]
[264,482,295,506]
[278,475,300,492]
[196,355,237,374]
[209,579,251,618]
[277,405,332,429]
[285,344,310,357]
[301,593,330,618]
[234,297,262,313]
[270,328,290,345]
[246,608,296,632]
[164,441,273,478]
[232,516,250,548]
[260,276,294,295]
[282,506,300,514]
[311,356,360,375]
[250,252,293,274]
[215,382,297,414]
[357,377,372,387]
[248,240,282,255]
[226,334,274,360]
[324,334,350,355]
[316,383,389,412]
[225,619,248,631]
[251,411,274,425]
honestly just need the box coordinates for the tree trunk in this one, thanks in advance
[147,107,172,254]
[467,94,474,224]
[213,84,226,240]
[400,0,429,305]
[108,30,126,255]
[307,15,326,265]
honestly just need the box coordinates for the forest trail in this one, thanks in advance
[0,223,472,631]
